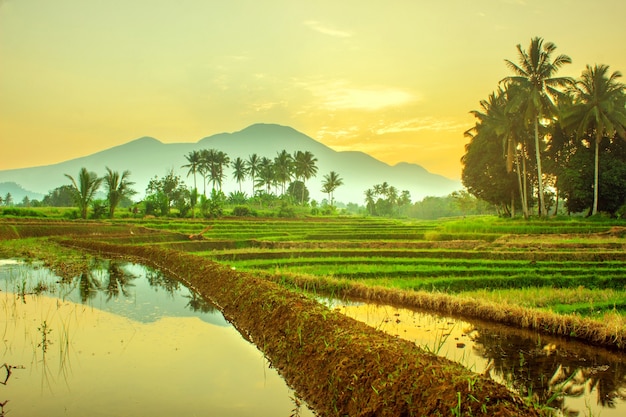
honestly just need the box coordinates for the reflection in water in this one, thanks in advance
[332,301,626,417]
[0,260,314,417]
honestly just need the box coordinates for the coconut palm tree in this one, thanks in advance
[321,171,343,206]
[562,64,626,215]
[231,157,249,192]
[213,150,230,191]
[364,188,376,215]
[467,86,530,218]
[65,167,103,219]
[182,150,201,191]
[103,167,136,218]
[294,150,318,204]
[246,153,260,196]
[502,36,573,216]
[255,157,274,194]
[274,150,293,195]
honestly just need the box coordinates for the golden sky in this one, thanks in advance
[1,0,625,180]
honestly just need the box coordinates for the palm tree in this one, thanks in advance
[214,150,230,191]
[182,150,201,191]
[274,150,293,195]
[231,157,249,192]
[65,167,103,219]
[256,157,274,194]
[294,150,318,204]
[246,153,260,196]
[502,37,573,216]
[562,64,626,215]
[467,86,530,218]
[199,149,211,196]
[103,167,136,218]
[321,171,343,206]
[364,188,376,215]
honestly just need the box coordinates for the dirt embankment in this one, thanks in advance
[55,237,541,417]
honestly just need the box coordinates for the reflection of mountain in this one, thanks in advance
[0,123,461,204]
[471,325,626,414]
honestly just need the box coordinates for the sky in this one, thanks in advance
[1,0,625,180]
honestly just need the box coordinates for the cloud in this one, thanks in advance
[301,80,418,111]
[304,20,352,38]
[375,117,467,135]
[325,87,416,111]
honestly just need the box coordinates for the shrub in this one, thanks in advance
[232,206,252,217]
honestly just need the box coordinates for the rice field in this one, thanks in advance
[158,216,626,319]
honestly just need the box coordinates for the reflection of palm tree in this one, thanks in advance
[145,267,180,295]
[78,271,102,303]
[103,262,136,301]
[185,292,218,314]
[468,326,626,413]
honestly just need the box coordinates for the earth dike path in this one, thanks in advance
[55,236,540,417]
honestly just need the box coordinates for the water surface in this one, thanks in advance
[0,259,313,417]
[330,300,626,417]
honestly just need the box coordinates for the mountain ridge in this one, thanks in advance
[0,124,461,204]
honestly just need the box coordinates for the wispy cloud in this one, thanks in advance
[375,117,466,135]
[301,80,418,111]
[303,20,352,38]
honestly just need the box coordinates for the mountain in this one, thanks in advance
[0,182,45,204]
[0,123,461,204]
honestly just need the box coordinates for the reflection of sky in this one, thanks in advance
[0,260,314,417]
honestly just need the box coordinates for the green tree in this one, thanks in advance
[294,150,318,204]
[42,185,75,207]
[274,150,293,195]
[321,171,343,206]
[246,153,261,196]
[462,124,517,215]
[103,167,136,218]
[182,150,201,191]
[562,64,626,215]
[3,193,12,207]
[503,37,572,216]
[65,167,103,219]
[231,157,249,192]
[467,86,531,218]
[255,157,274,195]
[145,169,188,216]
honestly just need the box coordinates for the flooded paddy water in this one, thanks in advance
[329,300,626,417]
[0,259,314,417]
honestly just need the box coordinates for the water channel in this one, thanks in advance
[2,259,625,416]
[326,299,626,417]
[0,259,315,417]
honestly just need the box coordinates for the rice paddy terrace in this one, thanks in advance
[138,216,626,337]
[2,216,626,416]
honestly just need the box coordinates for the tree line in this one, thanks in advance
[462,36,626,218]
[47,148,346,219]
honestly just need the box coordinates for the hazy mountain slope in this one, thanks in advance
[0,123,461,204]
[0,182,44,203]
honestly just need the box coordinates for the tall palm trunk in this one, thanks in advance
[534,118,547,216]
[592,132,601,216]
[515,146,529,219]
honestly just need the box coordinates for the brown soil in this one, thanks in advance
[46,234,541,416]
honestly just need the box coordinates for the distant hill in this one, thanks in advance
[0,182,44,204]
[0,123,461,204]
